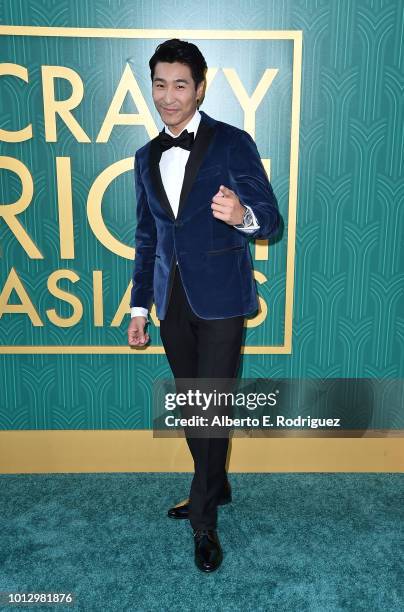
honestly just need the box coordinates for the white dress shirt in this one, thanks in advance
[131,109,260,319]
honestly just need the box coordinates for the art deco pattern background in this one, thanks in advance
[0,0,402,430]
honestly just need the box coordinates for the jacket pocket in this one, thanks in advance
[207,245,245,255]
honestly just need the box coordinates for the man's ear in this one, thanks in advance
[196,79,206,106]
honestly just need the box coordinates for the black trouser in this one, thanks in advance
[159,266,244,530]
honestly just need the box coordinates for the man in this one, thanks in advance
[127,39,280,572]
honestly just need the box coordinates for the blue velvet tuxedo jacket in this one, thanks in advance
[130,110,280,320]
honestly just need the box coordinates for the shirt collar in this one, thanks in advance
[164,108,201,138]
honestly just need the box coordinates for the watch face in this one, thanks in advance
[243,209,253,226]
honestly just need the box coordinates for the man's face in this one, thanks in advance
[152,61,205,135]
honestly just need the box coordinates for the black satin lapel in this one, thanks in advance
[149,137,175,220]
[177,121,216,218]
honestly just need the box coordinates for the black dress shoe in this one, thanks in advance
[167,481,232,519]
[193,528,222,572]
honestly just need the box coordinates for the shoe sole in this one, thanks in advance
[168,495,232,519]
[196,562,222,572]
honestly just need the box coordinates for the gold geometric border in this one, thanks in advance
[0,27,302,355]
[0,431,403,473]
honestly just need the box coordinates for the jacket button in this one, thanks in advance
[174,221,183,228]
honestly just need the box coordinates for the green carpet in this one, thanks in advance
[0,473,403,611]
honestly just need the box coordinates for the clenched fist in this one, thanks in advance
[128,316,149,348]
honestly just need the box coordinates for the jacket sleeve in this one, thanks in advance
[227,130,281,240]
[129,152,157,310]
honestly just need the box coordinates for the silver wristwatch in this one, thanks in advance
[235,205,254,228]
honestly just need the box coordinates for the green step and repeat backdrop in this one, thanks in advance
[0,0,403,432]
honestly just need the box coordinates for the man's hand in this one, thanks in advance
[128,316,150,348]
[211,185,245,225]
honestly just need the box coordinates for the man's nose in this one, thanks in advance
[162,87,176,104]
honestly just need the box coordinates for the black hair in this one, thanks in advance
[149,38,207,89]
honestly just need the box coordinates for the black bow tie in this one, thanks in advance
[158,129,194,152]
